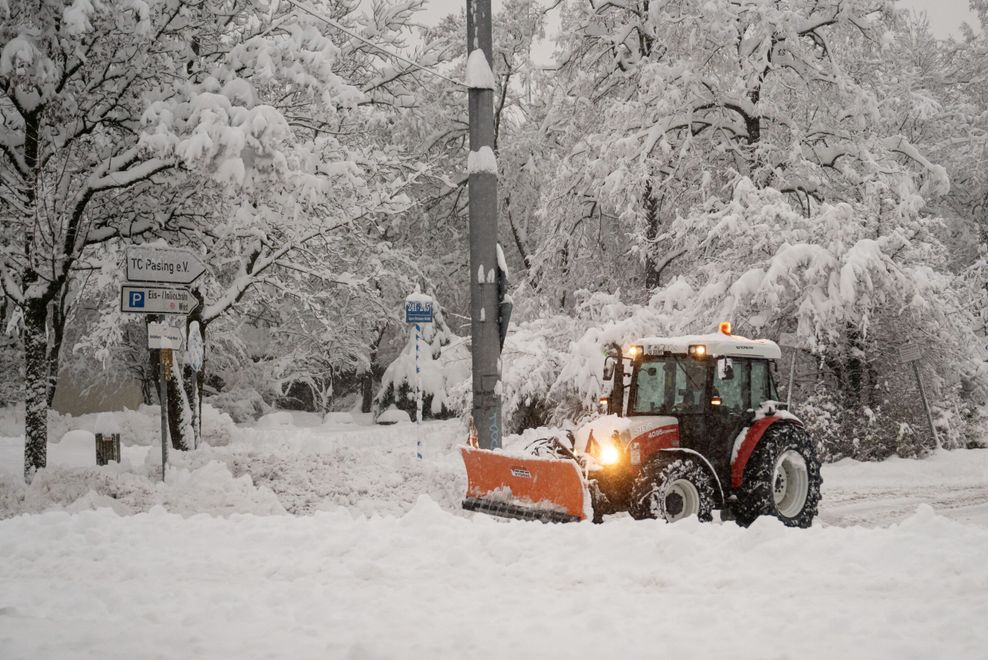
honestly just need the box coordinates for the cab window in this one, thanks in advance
[750,359,777,408]
[713,358,745,413]
[632,364,665,414]
[630,357,707,415]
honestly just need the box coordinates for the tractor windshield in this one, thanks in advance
[629,357,708,416]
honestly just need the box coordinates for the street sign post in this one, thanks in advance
[121,244,205,483]
[121,285,199,315]
[900,343,941,451]
[127,245,205,285]
[405,293,434,460]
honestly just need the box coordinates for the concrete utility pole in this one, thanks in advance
[466,0,502,449]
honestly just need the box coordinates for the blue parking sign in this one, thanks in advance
[404,300,433,324]
[129,291,145,308]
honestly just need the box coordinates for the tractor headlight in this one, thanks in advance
[688,344,708,359]
[600,444,620,465]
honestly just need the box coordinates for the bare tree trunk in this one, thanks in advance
[182,316,206,446]
[45,294,68,407]
[165,358,192,451]
[20,110,47,481]
[642,181,664,290]
[23,300,49,480]
[361,325,386,413]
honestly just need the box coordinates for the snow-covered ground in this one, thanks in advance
[1,411,987,659]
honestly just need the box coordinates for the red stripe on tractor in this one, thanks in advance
[731,416,786,489]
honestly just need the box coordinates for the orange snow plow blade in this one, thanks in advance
[460,446,588,523]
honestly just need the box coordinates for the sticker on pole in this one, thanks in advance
[899,343,922,364]
[404,295,433,324]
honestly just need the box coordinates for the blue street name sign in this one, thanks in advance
[404,300,433,324]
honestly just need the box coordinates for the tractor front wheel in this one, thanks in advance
[629,455,716,523]
[733,423,822,528]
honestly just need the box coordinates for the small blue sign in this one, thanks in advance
[129,291,145,308]
[405,300,433,324]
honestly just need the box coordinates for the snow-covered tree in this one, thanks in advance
[0,0,436,474]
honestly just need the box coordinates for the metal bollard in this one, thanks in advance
[95,432,121,466]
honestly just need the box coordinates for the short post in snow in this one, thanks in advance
[778,332,801,409]
[900,343,941,451]
[405,291,434,460]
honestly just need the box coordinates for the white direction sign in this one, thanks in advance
[127,245,205,285]
[147,322,184,350]
[899,343,922,364]
[121,285,199,315]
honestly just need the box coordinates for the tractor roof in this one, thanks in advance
[636,332,782,360]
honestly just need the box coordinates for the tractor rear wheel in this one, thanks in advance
[733,423,822,528]
[629,455,716,523]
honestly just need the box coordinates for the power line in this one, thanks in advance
[283,0,467,88]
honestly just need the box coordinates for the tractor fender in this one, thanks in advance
[730,416,803,489]
[657,448,724,507]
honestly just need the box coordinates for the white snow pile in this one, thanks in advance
[1,408,988,657]
[0,403,237,447]
[1,500,987,659]
[376,406,412,424]
[467,146,498,175]
[322,411,355,425]
[464,48,495,89]
[0,416,466,519]
[255,410,295,428]
[0,459,285,518]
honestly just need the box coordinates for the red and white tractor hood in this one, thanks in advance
[573,414,679,453]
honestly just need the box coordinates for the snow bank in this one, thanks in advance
[0,418,466,519]
[376,407,412,425]
[0,404,238,448]
[255,411,294,428]
[1,502,986,659]
[0,460,284,518]
[322,411,355,426]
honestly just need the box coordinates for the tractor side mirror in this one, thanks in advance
[717,357,734,381]
[603,356,615,381]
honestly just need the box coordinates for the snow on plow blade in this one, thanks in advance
[460,446,588,523]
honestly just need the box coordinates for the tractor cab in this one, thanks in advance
[600,323,783,487]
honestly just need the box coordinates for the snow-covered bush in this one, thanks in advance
[207,387,271,425]
[377,298,468,420]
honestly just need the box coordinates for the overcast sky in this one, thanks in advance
[416,0,979,64]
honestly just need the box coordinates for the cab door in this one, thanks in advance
[703,357,752,482]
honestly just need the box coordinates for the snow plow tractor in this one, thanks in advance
[461,323,822,527]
